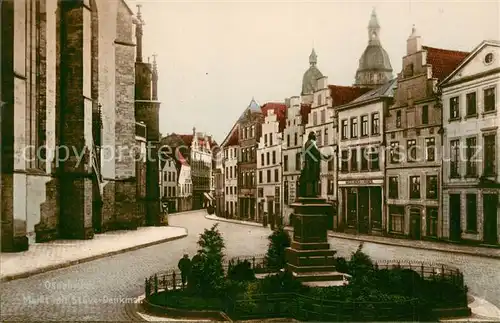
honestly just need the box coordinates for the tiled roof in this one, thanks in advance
[423,46,470,81]
[261,102,287,132]
[227,127,239,146]
[349,78,398,105]
[328,85,371,106]
[179,134,193,146]
[300,104,311,125]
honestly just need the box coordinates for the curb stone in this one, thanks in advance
[0,229,188,283]
[205,215,500,260]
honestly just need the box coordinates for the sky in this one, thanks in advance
[125,0,499,144]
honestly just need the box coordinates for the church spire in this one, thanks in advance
[134,4,145,62]
[152,54,158,100]
[368,8,380,45]
[309,48,317,66]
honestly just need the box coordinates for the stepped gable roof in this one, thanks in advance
[423,46,470,81]
[328,85,371,106]
[226,127,239,146]
[300,103,311,125]
[261,102,287,132]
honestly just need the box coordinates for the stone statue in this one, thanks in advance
[298,132,328,197]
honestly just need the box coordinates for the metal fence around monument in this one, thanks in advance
[144,255,466,321]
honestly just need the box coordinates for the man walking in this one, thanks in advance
[177,254,192,288]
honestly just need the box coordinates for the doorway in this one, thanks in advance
[267,199,274,229]
[370,187,382,230]
[409,208,421,240]
[449,194,461,241]
[483,194,498,244]
[347,190,357,228]
[358,187,369,234]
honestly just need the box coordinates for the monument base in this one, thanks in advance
[286,197,339,283]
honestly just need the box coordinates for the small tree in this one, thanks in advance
[265,225,291,271]
[348,243,375,286]
[188,223,225,296]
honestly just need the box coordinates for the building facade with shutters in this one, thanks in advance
[256,104,286,226]
[337,79,396,235]
[385,27,469,240]
[441,40,500,245]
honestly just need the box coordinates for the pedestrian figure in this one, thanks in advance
[178,254,192,288]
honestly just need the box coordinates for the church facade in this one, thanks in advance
[1,0,161,251]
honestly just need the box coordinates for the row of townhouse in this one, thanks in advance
[216,11,499,245]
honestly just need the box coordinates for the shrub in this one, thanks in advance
[228,260,256,282]
[259,270,307,294]
[334,257,349,273]
[265,225,291,271]
[188,224,225,296]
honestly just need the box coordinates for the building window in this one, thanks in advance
[485,53,494,64]
[466,92,476,116]
[324,128,328,146]
[270,134,273,146]
[259,170,262,184]
[267,170,271,183]
[341,119,348,139]
[284,155,288,172]
[371,112,380,135]
[396,110,401,128]
[350,148,358,171]
[426,207,438,237]
[316,130,322,147]
[350,117,358,138]
[361,115,368,137]
[266,152,270,165]
[328,159,334,171]
[295,152,301,171]
[450,96,460,119]
[390,142,400,163]
[388,177,398,199]
[409,176,420,199]
[466,137,477,177]
[466,194,477,232]
[450,139,460,178]
[484,87,496,112]
[264,134,267,145]
[327,179,334,195]
[260,153,264,166]
[341,150,348,173]
[321,110,326,124]
[251,125,255,137]
[318,94,323,106]
[421,105,429,125]
[286,134,290,147]
[294,133,298,146]
[313,111,318,126]
[484,134,496,176]
[407,139,416,162]
[426,175,438,199]
[360,147,368,171]
[272,151,276,164]
[425,137,435,162]
[284,181,289,205]
[389,206,404,233]
[274,169,279,182]
[369,147,379,170]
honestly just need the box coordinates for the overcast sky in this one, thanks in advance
[125,0,499,143]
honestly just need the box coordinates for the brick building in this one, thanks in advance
[256,103,287,225]
[237,99,264,221]
[1,0,159,251]
[385,27,468,240]
[440,40,500,245]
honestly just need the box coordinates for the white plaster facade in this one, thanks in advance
[257,109,283,222]
[160,157,178,211]
[441,40,500,244]
[177,163,192,212]
[282,96,308,224]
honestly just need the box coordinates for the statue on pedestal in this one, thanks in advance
[298,132,329,198]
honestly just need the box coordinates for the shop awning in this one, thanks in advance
[203,192,214,201]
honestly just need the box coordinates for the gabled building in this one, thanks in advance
[256,103,287,226]
[385,26,469,240]
[221,127,239,218]
[177,155,192,212]
[282,98,311,224]
[337,78,397,234]
[440,40,500,245]
[160,156,178,213]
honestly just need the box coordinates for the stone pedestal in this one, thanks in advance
[286,197,343,282]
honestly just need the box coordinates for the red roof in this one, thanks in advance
[328,85,371,106]
[300,104,311,125]
[179,134,193,147]
[261,102,287,132]
[423,46,469,81]
[227,127,239,146]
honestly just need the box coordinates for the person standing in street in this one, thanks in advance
[177,254,192,288]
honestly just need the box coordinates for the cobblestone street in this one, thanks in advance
[1,210,499,321]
